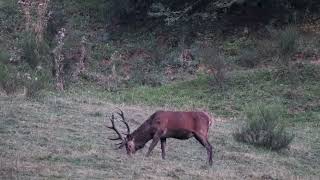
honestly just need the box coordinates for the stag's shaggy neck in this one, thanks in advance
[130,114,157,150]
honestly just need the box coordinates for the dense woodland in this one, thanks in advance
[0,0,320,179]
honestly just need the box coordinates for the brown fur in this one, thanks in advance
[108,110,213,165]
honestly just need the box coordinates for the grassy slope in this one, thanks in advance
[92,68,320,121]
[1,0,319,178]
[1,68,319,179]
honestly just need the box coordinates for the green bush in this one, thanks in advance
[24,71,51,98]
[274,62,320,84]
[235,48,259,68]
[20,33,39,69]
[277,26,299,65]
[235,37,278,68]
[199,46,226,89]
[0,51,10,63]
[64,0,130,24]
[0,63,9,84]
[127,58,164,87]
[272,26,301,84]
[20,32,50,69]
[0,63,21,95]
[0,60,50,97]
[234,103,294,150]
[0,0,20,34]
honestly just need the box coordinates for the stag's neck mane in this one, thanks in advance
[131,113,158,148]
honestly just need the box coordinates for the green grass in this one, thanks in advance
[1,64,319,179]
[77,68,320,123]
[0,92,319,179]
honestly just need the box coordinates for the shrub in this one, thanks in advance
[235,37,278,68]
[199,46,226,89]
[235,48,259,68]
[234,103,294,150]
[277,26,299,65]
[275,62,320,83]
[0,63,20,95]
[64,0,131,24]
[127,58,164,87]
[20,32,50,69]
[0,0,20,34]
[0,63,9,90]
[20,33,40,68]
[294,63,320,81]
[273,26,301,84]
[0,51,10,63]
[24,71,51,98]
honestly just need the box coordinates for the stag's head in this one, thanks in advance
[107,109,136,155]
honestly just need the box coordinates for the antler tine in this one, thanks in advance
[116,143,125,150]
[115,142,123,146]
[106,113,124,141]
[108,137,122,140]
[115,108,131,134]
[122,119,131,135]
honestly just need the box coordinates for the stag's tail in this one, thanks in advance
[202,111,213,126]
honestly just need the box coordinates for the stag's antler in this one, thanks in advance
[106,114,123,141]
[107,108,132,149]
[116,108,131,135]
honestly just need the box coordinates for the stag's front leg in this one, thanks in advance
[160,138,166,159]
[146,131,162,157]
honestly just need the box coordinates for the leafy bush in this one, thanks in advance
[275,62,320,83]
[127,58,164,87]
[235,48,259,68]
[20,32,50,69]
[234,103,294,150]
[0,51,10,63]
[24,71,51,98]
[0,63,9,87]
[294,63,320,81]
[21,33,39,68]
[0,0,20,34]
[0,60,50,97]
[64,0,131,24]
[272,26,301,83]
[235,37,278,68]
[277,26,299,65]
[0,63,21,95]
[130,70,164,87]
[199,46,226,89]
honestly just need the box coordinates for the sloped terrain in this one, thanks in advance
[1,1,320,179]
[0,93,319,179]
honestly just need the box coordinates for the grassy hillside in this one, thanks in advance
[1,65,320,179]
[0,91,319,179]
[1,0,320,179]
[82,67,320,122]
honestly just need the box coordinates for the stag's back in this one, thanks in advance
[151,111,211,134]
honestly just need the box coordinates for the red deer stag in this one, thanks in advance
[107,109,213,165]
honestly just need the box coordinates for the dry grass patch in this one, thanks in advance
[0,94,319,179]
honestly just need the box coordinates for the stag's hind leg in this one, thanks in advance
[194,133,213,166]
